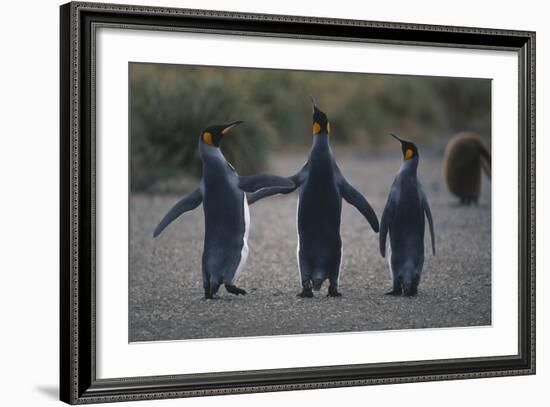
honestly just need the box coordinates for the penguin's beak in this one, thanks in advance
[309,95,319,114]
[221,120,244,135]
[390,133,403,144]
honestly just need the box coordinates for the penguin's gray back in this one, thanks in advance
[297,139,342,279]
[387,168,426,293]
[201,151,248,285]
[389,172,425,259]
[443,132,491,202]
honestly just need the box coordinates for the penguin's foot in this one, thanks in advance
[460,197,478,206]
[384,288,402,296]
[225,285,247,296]
[327,286,342,297]
[297,288,314,298]
[204,286,221,299]
[402,280,419,296]
[403,288,418,297]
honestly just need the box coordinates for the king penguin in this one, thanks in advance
[248,97,379,297]
[379,134,436,296]
[153,121,294,299]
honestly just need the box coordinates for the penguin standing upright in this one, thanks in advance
[443,132,491,205]
[379,134,435,297]
[153,121,294,299]
[249,97,379,297]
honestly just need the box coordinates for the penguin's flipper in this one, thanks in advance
[420,186,436,255]
[247,185,296,204]
[153,188,203,238]
[338,177,379,233]
[379,186,397,258]
[288,162,310,185]
[247,162,309,205]
[237,174,294,193]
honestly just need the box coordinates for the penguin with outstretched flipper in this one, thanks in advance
[379,134,435,297]
[154,121,294,299]
[249,98,379,297]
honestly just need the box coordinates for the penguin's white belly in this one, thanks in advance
[232,195,250,283]
[387,246,393,278]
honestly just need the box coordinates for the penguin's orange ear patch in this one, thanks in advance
[327,122,331,134]
[203,131,213,145]
[404,148,414,160]
[312,122,321,135]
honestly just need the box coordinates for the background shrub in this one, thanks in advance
[130,63,490,193]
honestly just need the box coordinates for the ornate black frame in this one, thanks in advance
[60,1,536,404]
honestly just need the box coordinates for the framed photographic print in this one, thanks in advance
[60,1,535,404]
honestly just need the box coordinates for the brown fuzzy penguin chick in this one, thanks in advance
[443,132,491,205]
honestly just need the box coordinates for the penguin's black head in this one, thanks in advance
[391,133,418,161]
[201,121,244,147]
[310,96,331,135]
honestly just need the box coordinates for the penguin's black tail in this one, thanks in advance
[312,278,324,291]
[478,142,491,179]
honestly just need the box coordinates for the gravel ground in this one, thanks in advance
[129,150,491,342]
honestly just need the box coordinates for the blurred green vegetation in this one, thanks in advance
[130,63,490,192]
